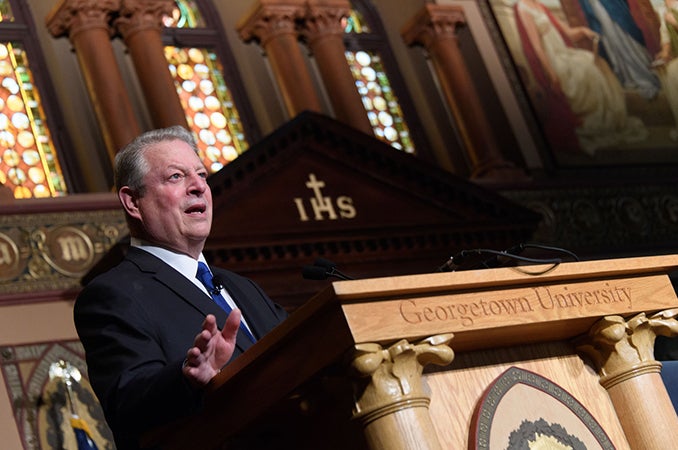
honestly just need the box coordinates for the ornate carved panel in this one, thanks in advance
[0,196,126,301]
[502,183,678,257]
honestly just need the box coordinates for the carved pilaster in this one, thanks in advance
[298,0,373,134]
[576,310,678,449]
[402,4,527,182]
[237,0,322,116]
[46,0,140,162]
[350,334,454,450]
[115,0,188,129]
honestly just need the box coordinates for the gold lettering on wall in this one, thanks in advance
[56,235,89,262]
[294,173,356,221]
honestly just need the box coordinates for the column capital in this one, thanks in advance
[351,334,454,422]
[576,309,678,388]
[115,0,175,40]
[299,0,351,44]
[237,0,305,47]
[401,4,466,49]
[46,0,120,40]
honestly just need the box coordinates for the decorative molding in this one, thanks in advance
[502,184,678,255]
[0,209,126,297]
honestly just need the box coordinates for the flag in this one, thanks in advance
[70,416,99,450]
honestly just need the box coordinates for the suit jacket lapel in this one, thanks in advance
[125,247,252,353]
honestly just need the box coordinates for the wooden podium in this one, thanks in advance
[147,254,678,450]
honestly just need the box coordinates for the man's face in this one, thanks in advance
[121,139,212,258]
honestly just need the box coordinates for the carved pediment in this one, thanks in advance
[209,112,538,242]
[204,112,541,309]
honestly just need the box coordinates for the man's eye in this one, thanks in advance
[198,172,208,179]
[169,173,183,180]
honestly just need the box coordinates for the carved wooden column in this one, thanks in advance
[401,4,525,181]
[46,0,141,162]
[237,0,322,117]
[350,334,454,450]
[577,309,678,450]
[299,1,373,135]
[115,0,189,129]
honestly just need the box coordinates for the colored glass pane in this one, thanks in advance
[343,8,370,34]
[165,46,248,173]
[345,50,414,153]
[0,42,66,198]
[163,0,205,28]
[0,0,13,22]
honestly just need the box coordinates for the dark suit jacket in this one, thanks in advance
[74,246,287,450]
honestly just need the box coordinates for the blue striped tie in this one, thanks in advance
[196,262,256,343]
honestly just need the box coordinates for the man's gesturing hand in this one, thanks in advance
[182,310,241,387]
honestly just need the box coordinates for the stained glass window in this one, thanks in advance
[0,0,67,198]
[343,2,415,154]
[162,0,250,173]
[162,0,204,28]
[342,8,369,34]
[346,50,413,153]
[166,46,247,173]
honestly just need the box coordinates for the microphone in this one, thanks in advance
[211,275,224,295]
[302,258,355,281]
[302,265,330,280]
[313,258,339,271]
[436,251,469,272]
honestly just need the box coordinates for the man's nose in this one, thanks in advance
[188,173,208,193]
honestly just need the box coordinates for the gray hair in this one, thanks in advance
[114,125,199,194]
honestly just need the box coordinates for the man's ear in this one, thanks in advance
[119,187,142,220]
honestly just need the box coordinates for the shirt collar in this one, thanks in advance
[130,237,207,287]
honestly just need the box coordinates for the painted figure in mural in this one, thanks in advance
[577,0,661,99]
[655,0,678,140]
[514,0,648,155]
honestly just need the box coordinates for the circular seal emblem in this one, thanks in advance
[43,226,94,277]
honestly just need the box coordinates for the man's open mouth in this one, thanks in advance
[185,204,206,215]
